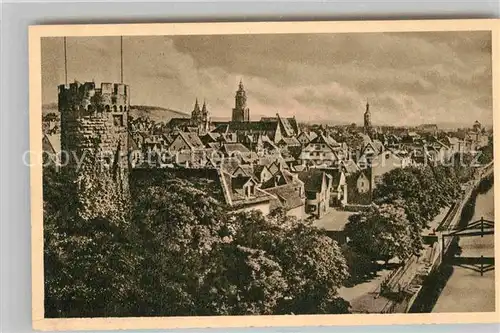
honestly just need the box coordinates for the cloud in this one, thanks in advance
[41,31,492,126]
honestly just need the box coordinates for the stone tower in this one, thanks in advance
[191,98,202,124]
[232,79,250,122]
[201,100,210,133]
[363,101,372,136]
[58,80,130,220]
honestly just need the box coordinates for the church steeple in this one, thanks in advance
[191,98,202,123]
[232,79,250,122]
[364,101,372,136]
[194,98,200,112]
[200,99,210,133]
[202,99,208,115]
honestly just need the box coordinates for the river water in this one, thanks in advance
[432,186,495,313]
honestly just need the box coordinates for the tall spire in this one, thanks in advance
[192,98,201,114]
[202,99,207,113]
[364,100,372,136]
[239,78,244,90]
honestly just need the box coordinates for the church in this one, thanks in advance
[212,80,300,144]
[167,98,211,134]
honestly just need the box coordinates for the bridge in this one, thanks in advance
[441,217,494,276]
[378,161,494,312]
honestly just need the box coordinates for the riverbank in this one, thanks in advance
[410,175,495,313]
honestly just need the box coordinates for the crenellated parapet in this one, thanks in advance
[58,81,130,114]
[58,80,130,214]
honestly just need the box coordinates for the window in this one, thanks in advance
[113,105,118,112]
[246,184,254,197]
[119,105,123,112]
[113,114,124,127]
[105,105,110,112]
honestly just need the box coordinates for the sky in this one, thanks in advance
[41,31,493,126]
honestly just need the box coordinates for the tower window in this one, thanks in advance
[113,115,124,127]
[113,105,118,112]
[105,105,110,112]
[119,105,123,112]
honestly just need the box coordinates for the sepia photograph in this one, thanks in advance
[29,20,499,330]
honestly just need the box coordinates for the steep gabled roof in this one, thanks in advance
[279,136,301,146]
[178,132,205,149]
[219,157,244,175]
[128,132,140,151]
[168,117,192,129]
[42,133,61,155]
[340,159,360,174]
[266,183,304,211]
[298,170,328,192]
[321,168,344,188]
[261,169,290,189]
[233,164,254,177]
[228,121,279,132]
[222,143,250,154]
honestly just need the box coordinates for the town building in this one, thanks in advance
[298,170,333,218]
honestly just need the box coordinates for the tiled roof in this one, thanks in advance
[298,170,329,192]
[43,133,61,155]
[233,164,254,177]
[222,143,250,154]
[279,137,301,146]
[320,168,344,187]
[219,171,271,206]
[266,183,304,211]
[219,157,244,174]
[128,132,140,151]
[178,132,205,149]
[228,121,279,132]
[340,160,360,174]
[261,170,289,189]
[168,117,192,128]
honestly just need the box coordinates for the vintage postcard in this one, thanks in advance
[29,19,500,330]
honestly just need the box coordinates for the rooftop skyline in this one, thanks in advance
[41,32,492,126]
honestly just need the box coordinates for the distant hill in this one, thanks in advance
[42,103,190,123]
[129,105,189,123]
[42,103,58,115]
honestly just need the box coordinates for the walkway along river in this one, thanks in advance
[431,178,495,312]
[410,174,495,313]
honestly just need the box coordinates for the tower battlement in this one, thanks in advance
[58,81,130,114]
[58,80,130,219]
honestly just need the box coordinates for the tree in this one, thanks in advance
[478,138,494,165]
[132,179,351,316]
[131,179,229,316]
[198,244,288,315]
[231,210,350,314]
[372,166,462,255]
[450,152,475,182]
[341,244,374,285]
[43,112,59,122]
[46,165,352,317]
[43,163,140,317]
[374,166,459,229]
[344,204,413,264]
